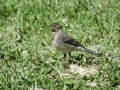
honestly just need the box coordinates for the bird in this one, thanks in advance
[49,23,101,60]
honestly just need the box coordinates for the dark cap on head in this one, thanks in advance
[49,23,62,32]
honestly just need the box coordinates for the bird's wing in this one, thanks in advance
[61,32,101,56]
[62,32,85,48]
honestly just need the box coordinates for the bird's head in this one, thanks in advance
[49,23,62,32]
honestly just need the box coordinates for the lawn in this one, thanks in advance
[0,0,120,90]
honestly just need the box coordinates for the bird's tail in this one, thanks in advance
[77,46,101,57]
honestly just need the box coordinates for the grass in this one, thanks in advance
[0,0,120,89]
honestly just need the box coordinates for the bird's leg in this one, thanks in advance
[63,53,67,58]
[62,52,72,68]
[62,53,70,68]
[68,52,76,64]
[59,53,66,61]
[65,52,72,64]
[68,52,72,62]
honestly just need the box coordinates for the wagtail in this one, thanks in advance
[49,23,101,59]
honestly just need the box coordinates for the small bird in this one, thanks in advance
[49,23,101,59]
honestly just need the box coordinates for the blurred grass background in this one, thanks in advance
[0,0,120,89]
